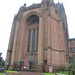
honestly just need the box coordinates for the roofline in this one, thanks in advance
[68,38,75,41]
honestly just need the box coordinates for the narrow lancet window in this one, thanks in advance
[47,1,49,7]
[73,47,75,52]
[36,28,39,52]
[27,29,31,53]
[70,48,72,53]
[32,29,36,52]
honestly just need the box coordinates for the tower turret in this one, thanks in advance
[42,0,54,7]
[42,0,53,4]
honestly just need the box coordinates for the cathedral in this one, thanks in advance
[5,0,75,72]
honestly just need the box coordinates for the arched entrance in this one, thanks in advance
[25,14,39,70]
[29,56,35,69]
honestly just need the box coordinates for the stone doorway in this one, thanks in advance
[29,61,35,69]
[29,56,35,69]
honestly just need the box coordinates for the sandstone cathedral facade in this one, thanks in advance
[5,0,70,72]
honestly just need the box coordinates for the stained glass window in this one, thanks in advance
[36,28,39,52]
[27,29,31,53]
[32,29,36,52]
[30,19,39,25]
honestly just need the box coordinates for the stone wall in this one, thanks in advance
[68,39,75,58]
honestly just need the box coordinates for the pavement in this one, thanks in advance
[18,72,43,75]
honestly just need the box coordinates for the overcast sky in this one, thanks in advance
[0,0,75,60]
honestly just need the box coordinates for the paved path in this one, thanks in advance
[18,72,43,75]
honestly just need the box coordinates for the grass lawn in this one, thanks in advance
[44,71,68,75]
[55,71,68,74]
[6,70,19,73]
[0,70,19,75]
[0,73,5,75]
[44,73,55,75]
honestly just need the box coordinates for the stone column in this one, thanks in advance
[30,28,33,53]
[9,21,19,70]
[47,16,52,66]
[18,22,25,61]
[5,50,12,70]
[8,23,16,51]
[37,17,44,72]
[59,21,66,66]
[5,23,16,69]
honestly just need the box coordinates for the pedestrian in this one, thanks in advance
[21,66,23,71]
[24,66,27,71]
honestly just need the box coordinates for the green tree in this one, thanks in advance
[0,53,2,56]
[0,52,2,61]
[69,58,75,70]
[0,53,5,67]
[0,60,5,67]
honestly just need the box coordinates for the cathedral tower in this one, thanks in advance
[5,0,69,72]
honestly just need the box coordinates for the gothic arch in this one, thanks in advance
[24,11,40,23]
[23,11,39,54]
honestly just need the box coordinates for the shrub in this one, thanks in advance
[58,66,66,71]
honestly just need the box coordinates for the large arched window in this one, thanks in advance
[30,19,39,25]
[26,15,39,53]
